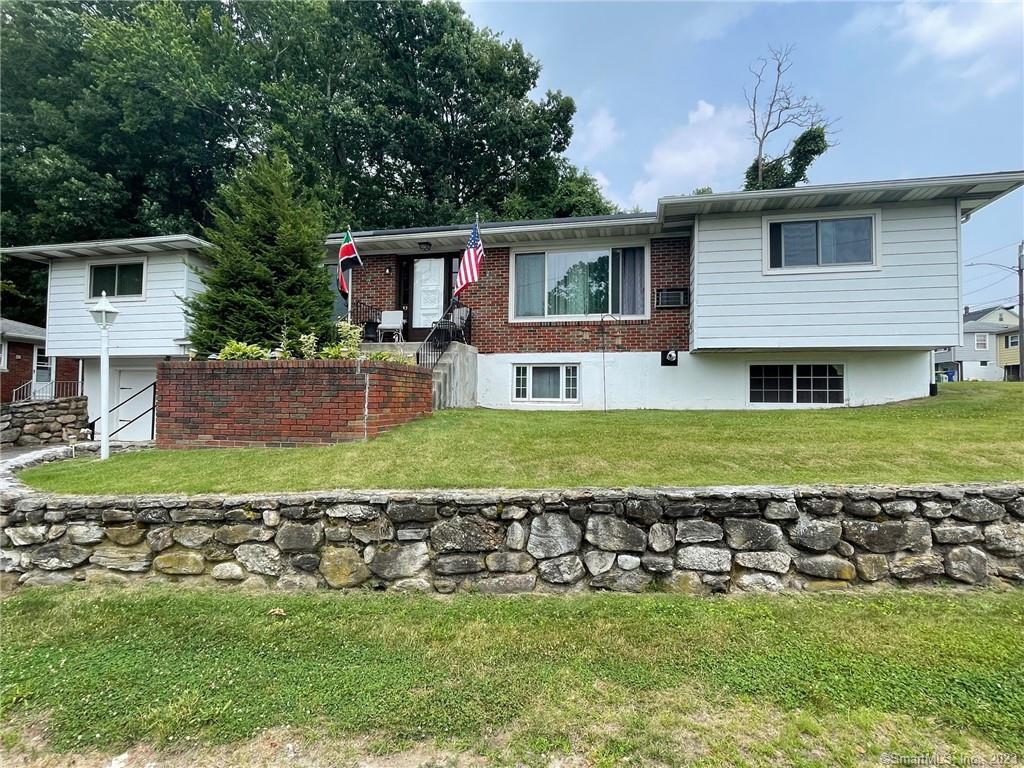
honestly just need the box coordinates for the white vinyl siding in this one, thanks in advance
[46,252,194,357]
[692,201,961,349]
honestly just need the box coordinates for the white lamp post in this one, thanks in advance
[88,291,120,459]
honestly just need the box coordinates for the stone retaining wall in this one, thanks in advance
[2,474,1022,592]
[1,396,89,448]
[156,359,432,448]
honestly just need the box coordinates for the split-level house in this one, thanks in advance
[2,236,212,439]
[934,305,1020,381]
[3,170,1022,441]
[339,171,1024,409]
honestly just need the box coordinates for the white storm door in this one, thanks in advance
[114,368,156,441]
[412,258,445,329]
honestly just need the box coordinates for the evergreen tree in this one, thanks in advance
[186,153,334,356]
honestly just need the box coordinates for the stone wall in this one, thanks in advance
[2,476,1022,592]
[155,359,432,448]
[1,396,89,448]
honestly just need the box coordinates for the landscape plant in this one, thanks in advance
[215,340,270,360]
[185,153,335,356]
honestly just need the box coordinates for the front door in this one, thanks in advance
[114,368,156,441]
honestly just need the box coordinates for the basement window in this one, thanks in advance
[513,364,579,402]
[750,364,844,405]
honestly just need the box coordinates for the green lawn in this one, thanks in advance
[1,588,1022,766]
[18,382,1024,494]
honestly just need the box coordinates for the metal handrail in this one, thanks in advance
[415,300,472,369]
[10,380,81,403]
[88,381,156,440]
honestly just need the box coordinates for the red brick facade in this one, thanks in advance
[352,237,690,354]
[1,339,79,403]
[155,359,432,448]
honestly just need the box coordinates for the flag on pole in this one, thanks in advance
[453,220,485,296]
[337,229,362,298]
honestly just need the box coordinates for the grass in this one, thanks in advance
[18,382,1024,495]
[1,588,1022,766]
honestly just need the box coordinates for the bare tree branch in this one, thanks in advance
[745,44,832,185]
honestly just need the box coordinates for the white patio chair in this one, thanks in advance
[377,310,405,343]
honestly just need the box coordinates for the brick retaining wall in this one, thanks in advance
[155,360,432,448]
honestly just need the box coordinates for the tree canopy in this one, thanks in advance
[0,0,613,256]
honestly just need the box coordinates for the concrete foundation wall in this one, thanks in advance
[477,349,932,410]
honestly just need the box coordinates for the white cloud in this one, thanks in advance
[573,107,620,162]
[845,1,1023,98]
[682,3,755,42]
[628,101,750,209]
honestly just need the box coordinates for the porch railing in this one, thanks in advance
[415,301,472,369]
[10,380,82,403]
[349,299,384,341]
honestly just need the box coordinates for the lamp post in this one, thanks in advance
[88,291,120,459]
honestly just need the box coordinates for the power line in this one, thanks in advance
[965,273,1014,296]
[963,241,1019,267]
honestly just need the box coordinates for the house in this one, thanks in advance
[335,170,1024,410]
[4,170,1022,437]
[963,304,1019,325]
[1,235,212,439]
[934,306,1019,381]
[996,326,1022,381]
[0,318,79,403]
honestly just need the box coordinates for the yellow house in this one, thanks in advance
[996,328,1021,380]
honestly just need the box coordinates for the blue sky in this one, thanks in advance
[461,1,1024,311]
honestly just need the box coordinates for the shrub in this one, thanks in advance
[298,333,319,360]
[217,340,271,360]
[364,350,414,365]
[318,342,358,360]
[318,320,363,359]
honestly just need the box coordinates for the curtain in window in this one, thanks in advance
[531,366,561,398]
[612,247,644,315]
[515,253,545,317]
[546,250,608,316]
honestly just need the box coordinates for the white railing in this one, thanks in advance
[10,380,82,403]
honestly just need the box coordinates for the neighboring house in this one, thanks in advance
[336,170,1024,410]
[996,327,1022,381]
[0,318,80,403]
[934,318,1018,381]
[1,236,211,439]
[963,304,1019,325]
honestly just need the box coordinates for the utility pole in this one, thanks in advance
[967,242,1024,382]
[1017,241,1023,381]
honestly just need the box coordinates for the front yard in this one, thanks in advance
[18,383,1024,494]
[1,588,1022,767]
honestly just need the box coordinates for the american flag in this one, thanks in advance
[453,221,485,296]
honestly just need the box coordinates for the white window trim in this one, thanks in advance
[511,363,581,404]
[85,257,148,303]
[975,333,989,351]
[746,360,848,408]
[0,340,7,371]
[761,209,881,276]
[1005,334,1020,349]
[508,241,651,323]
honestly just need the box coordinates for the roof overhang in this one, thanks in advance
[0,319,46,343]
[328,213,663,255]
[657,171,1024,222]
[1,234,213,264]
